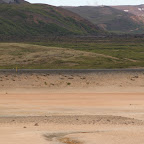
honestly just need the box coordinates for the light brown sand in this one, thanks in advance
[0,72,144,144]
[0,92,144,144]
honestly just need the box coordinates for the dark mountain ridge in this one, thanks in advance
[0,0,28,4]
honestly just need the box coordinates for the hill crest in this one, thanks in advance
[0,0,28,4]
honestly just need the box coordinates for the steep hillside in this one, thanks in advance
[63,6,144,34]
[0,3,103,39]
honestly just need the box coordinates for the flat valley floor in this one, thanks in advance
[0,71,144,144]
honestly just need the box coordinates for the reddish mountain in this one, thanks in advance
[112,5,144,17]
[63,5,144,34]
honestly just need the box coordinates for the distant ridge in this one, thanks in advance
[63,5,144,34]
[0,0,28,4]
[112,5,144,17]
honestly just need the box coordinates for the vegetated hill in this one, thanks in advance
[0,3,104,39]
[0,0,28,4]
[63,6,144,34]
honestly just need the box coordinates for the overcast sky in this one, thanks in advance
[27,0,144,6]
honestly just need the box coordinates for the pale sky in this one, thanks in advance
[27,0,144,6]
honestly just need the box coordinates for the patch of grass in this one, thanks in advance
[67,82,71,85]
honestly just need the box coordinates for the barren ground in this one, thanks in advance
[0,71,144,144]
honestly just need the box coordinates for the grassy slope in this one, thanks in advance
[0,41,144,69]
[63,6,144,34]
[31,38,144,69]
[0,4,103,37]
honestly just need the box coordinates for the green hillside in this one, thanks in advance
[63,6,144,34]
[0,3,103,39]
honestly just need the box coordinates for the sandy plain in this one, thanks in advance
[0,70,144,144]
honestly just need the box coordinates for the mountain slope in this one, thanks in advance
[63,6,144,34]
[112,5,144,17]
[0,3,104,39]
[0,0,28,4]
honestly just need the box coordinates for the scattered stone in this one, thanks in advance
[81,77,86,80]
[60,78,64,80]
[107,119,110,122]
[68,77,74,79]
[34,123,39,126]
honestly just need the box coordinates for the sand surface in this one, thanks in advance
[1,92,144,144]
[0,71,144,144]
